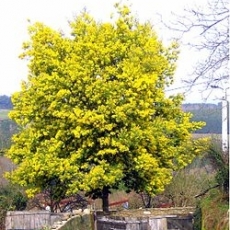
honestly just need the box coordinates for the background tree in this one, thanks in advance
[165,0,229,90]
[7,4,206,212]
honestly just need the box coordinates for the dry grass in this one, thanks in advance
[201,189,229,230]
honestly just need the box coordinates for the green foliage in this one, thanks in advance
[193,204,202,230]
[0,184,27,230]
[183,138,229,230]
[205,140,229,193]
[7,4,206,211]
[0,184,27,210]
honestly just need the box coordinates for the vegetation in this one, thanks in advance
[6,4,207,212]
[181,137,228,230]
[0,184,27,230]
[195,188,229,230]
[163,163,215,208]
[206,141,229,193]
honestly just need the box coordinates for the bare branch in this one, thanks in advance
[194,184,220,198]
[161,0,229,93]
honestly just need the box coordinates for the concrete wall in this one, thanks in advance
[5,211,57,230]
[96,214,194,230]
[5,211,94,230]
[5,209,194,230]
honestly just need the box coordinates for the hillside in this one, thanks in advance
[182,103,222,134]
[0,95,12,110]
[0,109,10,120]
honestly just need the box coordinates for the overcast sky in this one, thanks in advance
[1,0,220,103]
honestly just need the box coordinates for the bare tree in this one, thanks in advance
[164,0,229,90]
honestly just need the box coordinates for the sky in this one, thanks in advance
[0,0,221,103]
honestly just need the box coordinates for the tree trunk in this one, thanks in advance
[102,186,109,213]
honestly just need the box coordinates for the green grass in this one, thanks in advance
[0,110,10,120]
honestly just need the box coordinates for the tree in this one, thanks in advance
[6,4,206,212]
[166,0,229,89]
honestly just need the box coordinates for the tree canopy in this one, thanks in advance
[7,4,206,212]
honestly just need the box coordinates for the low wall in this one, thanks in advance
[5,211,94,230]
[5,211,61,230]
[96,207,195,230]
[5,207,195,230]
[96,215,193,230]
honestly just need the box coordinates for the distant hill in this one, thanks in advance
[182,103,222,134]
[182,103,221,111]
[0,95,12,110]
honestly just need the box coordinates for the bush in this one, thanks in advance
[162,157,215,207]
[0,184,27,230]
[205,140,229,194]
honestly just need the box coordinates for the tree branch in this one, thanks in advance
[194,184,220,198]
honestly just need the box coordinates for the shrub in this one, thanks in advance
[163,158,215,207]
[0,184,27,230]
[205,140,229,194]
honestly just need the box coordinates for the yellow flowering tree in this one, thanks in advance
[7,5,206,212]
